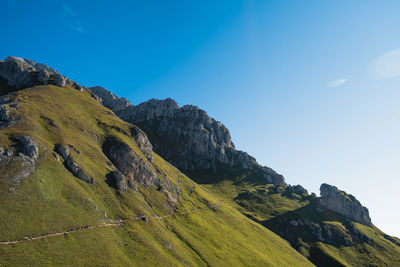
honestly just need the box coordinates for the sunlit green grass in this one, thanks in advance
[0,85,314,266]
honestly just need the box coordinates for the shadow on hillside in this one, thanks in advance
[248,202,371,266]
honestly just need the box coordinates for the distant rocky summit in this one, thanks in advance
[89,87,286,186]
[320,183,371,225]
[0,56,82,90]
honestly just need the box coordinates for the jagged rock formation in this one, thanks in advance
[102,137,158,187]
[118,98,285,185]
[54,144,94,184]
[89,86,131,111]
[319,183,371,225]
[16,136,39,160]
[0,56,82,90]
[88,87,286,186]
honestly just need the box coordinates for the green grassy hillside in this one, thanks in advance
[0,85,314,266]
[189,169,400,267]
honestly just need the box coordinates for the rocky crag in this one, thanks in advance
[89,87,286,186]
[0,56,82,91]
[1,56,399,266]
[320,183,371,225]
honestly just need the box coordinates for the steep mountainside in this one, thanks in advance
[89,87,285,186]
[0,57,313,266]
[89,85,400,266]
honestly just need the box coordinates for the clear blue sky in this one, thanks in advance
[2,0,400,237]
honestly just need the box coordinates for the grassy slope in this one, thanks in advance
[190,171,400,267]
[0,85,313,266]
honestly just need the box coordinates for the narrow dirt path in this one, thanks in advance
[0,201,222,246]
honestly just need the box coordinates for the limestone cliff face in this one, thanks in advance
[320,183,371,225]
[89,86,285,186]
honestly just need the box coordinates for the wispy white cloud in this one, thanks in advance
[328,78,348,88]
[63,3,75,16]
[369,49,400,79]
[62,3,84,32]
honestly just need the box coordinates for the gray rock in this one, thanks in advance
[53,152,60,161]
[88,86,131,111]
[131,126,154,162]
[55,144,70,159]
[0,136,39,192]
[0,56,82,90]
[87,90,286,186]
[319,183,371,225]
[52,74,66,87]
[102,137,159,187]
[16,136,39,160]
[290,184,308,194]
[0,105,9,121]
[64,159,94,184]
[54,143,94,184]
[111,171,128,191]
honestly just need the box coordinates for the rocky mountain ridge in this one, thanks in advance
[89,86,286,186]
[0,56,375,226]
[2,57,395,267]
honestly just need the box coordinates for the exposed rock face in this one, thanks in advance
[16,136,39,160]
[0,56,82,90]
[130,125,154,162]
[54,144,94,184]
[110,170,138,192]
[88,89,286,186]
[102,137,159,186]
[0,94,20,129]
[0,136,39,192]
[88,86,131,111]
[118,99,285,185]
[319,183,371,225]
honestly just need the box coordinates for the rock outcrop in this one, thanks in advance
[0,135,39,192]
[0,94,20,129]
[0,56,82,90]
[102,137,158,187]
[130,125,154,162]
[16,136,39,160]
[54,144,94,184]
[319,183,371,225]
[118,99,285,185]
[89,88,286,186]
[88,86,131,111]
